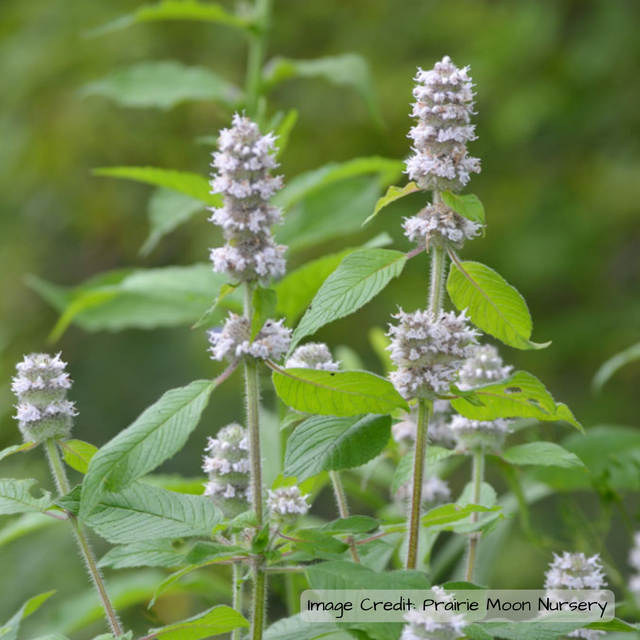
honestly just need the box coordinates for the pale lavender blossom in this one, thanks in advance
[203,423,251,517]
[405,56,480,194]
[395,475,451,510]
[392,400,455,448]
[12,353,77,442]
[208,313,291,362]
[387,309,479,399]
[458,344,512,390]
[267,485,310,521]
[208,113,287,283]
[403,201,480,250]
[401,586,466,640]
[285,343,340,371]
[449,415,510,453]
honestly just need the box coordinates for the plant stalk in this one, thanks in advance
[44,439,123,637]
[251,564,267,640]
[232,535,244,640]
[245,0,273,119]
[406,399,431,569]
[329,470,361,563]
[465,449,485,582]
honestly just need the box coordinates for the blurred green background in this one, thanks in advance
[1,0,639,636]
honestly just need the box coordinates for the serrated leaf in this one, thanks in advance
[441,191,485,226]
[82,61,241,110]
[284,414,391,481]
[98,539,188,569]
[290,249,407,352]
[0,442,36,463]
[421,503,502,531]
[593,341,640,392]
[452,371,582,431]
[319,515,379,535]
[59,440,98,474]
[251,288,278,339]
[0,479,52,516]
[93,166,218,205]
[272,368,408,417]
[142,188,206,256]
[264,55,383,127]
[64,483,221,543]
[2,591,56,640]
[81,380,215,517]
[264,614,339,640]
[88,1,254,37]
[391,447,455,495]
[185,541,246,564]
[363,182,420,225]
[146,605,249,640]
[457,482,498,508]
[502,442,585,469]
[447,260,549,350]
[288,529,349,555]
[473,620,585,640]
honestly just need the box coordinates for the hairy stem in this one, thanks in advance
[465,449,485,582]
[44,439,123,637]
[406,399,431,569]
[428,245,447,315]
[245,0,272,118]
[232,535,244,640]
[329,470,361,564]
[251,565,267,640]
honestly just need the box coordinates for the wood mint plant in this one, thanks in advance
[2,2,639,638]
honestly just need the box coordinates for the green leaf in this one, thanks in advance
[290,249,407,351]
[251,288,278,339]
[93,166,218,205]
[272,368,408,417]
[391,447,455,494]
[473,620,585,640]
[264,614,339,640]
[64,483,221,544]
[421,503,502,531]
[0,442,36,463]
[82,61,241,110]
[319,515,379,535]
[272,109,298,159]
[287,529,349,556]
[185,541,246,564]
[275,157,403,210]
[33,265,228,339]
[59,439,98,474]
[81,380,215,517]
[593,341,640,392]
[452,371,583,431]
[0,479,52,516]
[264,55,383,127]
[1,591,56,640]
[363,182,420,225]
[89,1,254,37]
[284,414,392,480]
[146,605,249,640]
[192,282,241,329]
[98,540,188,569]
[441,191,486,226]
[141,188,205,256]
[502,442,585,469]
[447,260,549,350]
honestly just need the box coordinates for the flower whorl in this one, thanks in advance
[267,485,310,522]
[12,353,77,442]
[392,401,455,449]
[458,344,512,390]
[387,309,479,399]
[209,114,286,283]
[203,424,251,518]
[395,475,451,511]
[208,313,291,362]
[450,415,510,453]
[544,552,607,640]
[285,342,340,371]
[406,56,480,194]
[403,202,481,250]
[401,586,466,640]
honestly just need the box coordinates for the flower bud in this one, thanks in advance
[285,342,340,371]
[450,415,510,453]
[267,485,310,523]
[458,344,512,390]
[403,201,480,250]
[392,401,455,449]
[395,475,451,512]
[203,423,251,518]
[12,353,77,443]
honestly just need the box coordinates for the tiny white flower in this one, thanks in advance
[450,415,510,453]
[285,343,340,371]
[267,485,310,520]
[458,344,512,390]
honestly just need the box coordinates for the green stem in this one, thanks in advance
[245,0,273,119]
[465,449,485,582]
[428,245,447,314]
[406,399,431,570]
[44,439,123,637]
[232,535,244,640]
[329,470,361,564]
[251,565,267,640]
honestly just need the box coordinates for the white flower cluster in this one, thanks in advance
[403,201,480,250]
[458,344,512,390]
[629,533,640,599]
[401,586,466,640]
[544,552,607,640]
[209,114,287,283]
[395,475,451,510]
[285,342,340,371]
[450,415,510,453]
[12,353,77,442]
[387,309,479,399]
[203,423,251,517]
[405,56,480,194]
[267,485,310,522]
[209,313,291,362]
[392,400,455,449]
